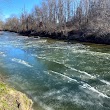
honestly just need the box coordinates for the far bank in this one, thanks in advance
[17,30,110,45]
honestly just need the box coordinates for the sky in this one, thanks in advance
[0,0,42,20]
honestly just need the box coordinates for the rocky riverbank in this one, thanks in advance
[0,76,33,110]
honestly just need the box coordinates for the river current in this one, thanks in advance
[0,32,110,110]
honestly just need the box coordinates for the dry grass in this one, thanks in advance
[0,81,33,110]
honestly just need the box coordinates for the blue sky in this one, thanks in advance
[0,0,42,20]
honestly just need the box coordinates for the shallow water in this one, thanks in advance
[0,32,110,110]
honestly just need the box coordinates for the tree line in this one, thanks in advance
[1,0,110,38]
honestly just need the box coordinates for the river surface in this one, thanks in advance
[0,32,110,110]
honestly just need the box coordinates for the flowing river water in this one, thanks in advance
[0,32,110,110]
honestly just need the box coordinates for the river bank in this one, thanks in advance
[0,75,33,110]
[17,30,110,45]
[3,29,110,45]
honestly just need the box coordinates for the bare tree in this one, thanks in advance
[0,20,4,30]
[4,16,19,32]
[3,0,110,38]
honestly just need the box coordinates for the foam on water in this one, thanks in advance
[11,58,33,67]
[65,64,95,79]
[33,97,54,110]
[100,80,110,86]
[0,52,6,57]
[81,83,109,98]
[71,49,110,59]
[34,54,110,92]
[50,70,109,99]
[0,52,4,54]
[47,46,67,50]
[35,55,95,79]
[43,90,62,98]
[37,40,47,43]
[88,51,110,57]
[50,70,78,83]
[35,54,110,82]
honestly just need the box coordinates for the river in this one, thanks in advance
[0,32,110,110]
